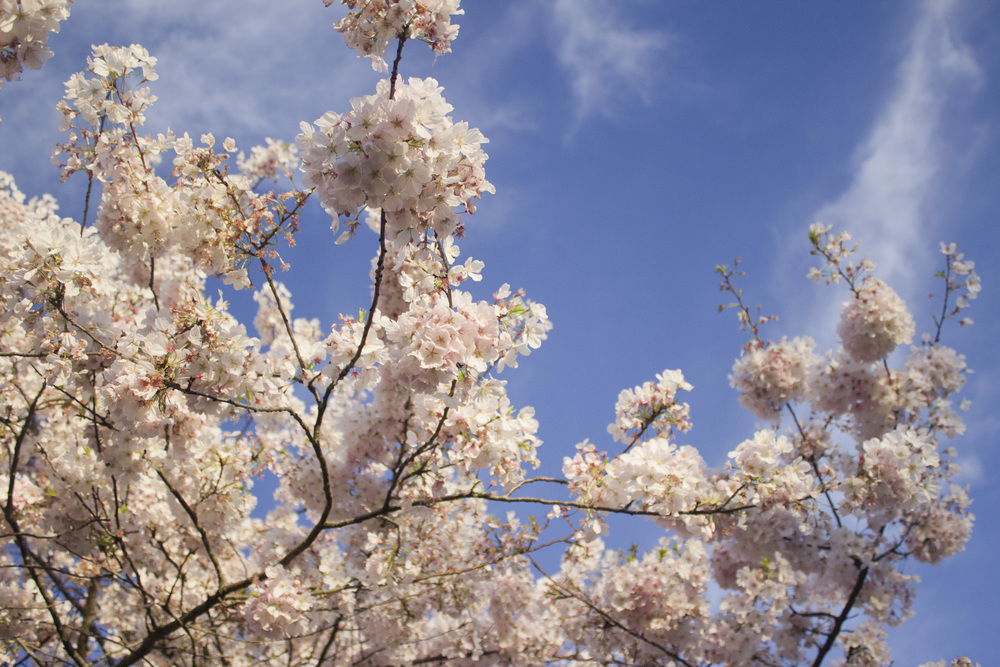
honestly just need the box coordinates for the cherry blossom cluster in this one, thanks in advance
[297,76,493,244]
[0,168,271,659]
[554,227,978,664]
[921,659,981,667]
[331,0,463,71]
[492,281,552,370]
[371,233,481,318]
[809,352,901,440]
[0,0,71,95]
[242,565,316,639]
[807,222,870,285]
[903,343,967,400]
[55,43,158,131]
[844,428,941,525]
[607,369,694,445]
[904,483,972,565]
[553,537,713,664]
[729,336,817,421]
[838,621,892,667]
[837,276,915,363]
[607,439,712,524]
[807,222,917,362]
[237,137,300,185]
[54,45,309,291]
[384,290,505,392]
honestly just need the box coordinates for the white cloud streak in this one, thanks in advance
[550,0,666,125]
[107,0,376,140]
[0,1,375,163]
[0,0,382,202]
[811,0,981,293]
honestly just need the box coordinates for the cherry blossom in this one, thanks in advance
[332,0,463,71]
[297,76,493,245]
[730,336,818,422]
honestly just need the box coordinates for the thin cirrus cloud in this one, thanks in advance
[39,0,374,145]
[810,0,981,301]
[549,0,666,126]
[0,0,373,193]
[109,0,374,142]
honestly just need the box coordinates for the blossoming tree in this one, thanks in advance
[0,1,982,665]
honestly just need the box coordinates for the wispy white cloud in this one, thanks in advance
[549,0,666,125]
[108,0,377,141]
[811,0,981,295]
[434,2,542,135]
[0,0,383,201]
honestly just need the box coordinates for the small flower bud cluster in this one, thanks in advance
[807,222,873,286]
[237,138,299,184]
[937,242,980,329]
[297,77,493,245]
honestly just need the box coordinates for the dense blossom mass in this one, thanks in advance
[0,2,983,666]
[297,75,493,244]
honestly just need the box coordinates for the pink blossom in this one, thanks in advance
[730,337,817,421]
[838,277,915,363]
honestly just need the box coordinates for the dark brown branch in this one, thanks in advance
[322,488,755,532]
[811,566,869,667]
[75,577,102,658]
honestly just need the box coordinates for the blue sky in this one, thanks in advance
[1,0,998,663]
